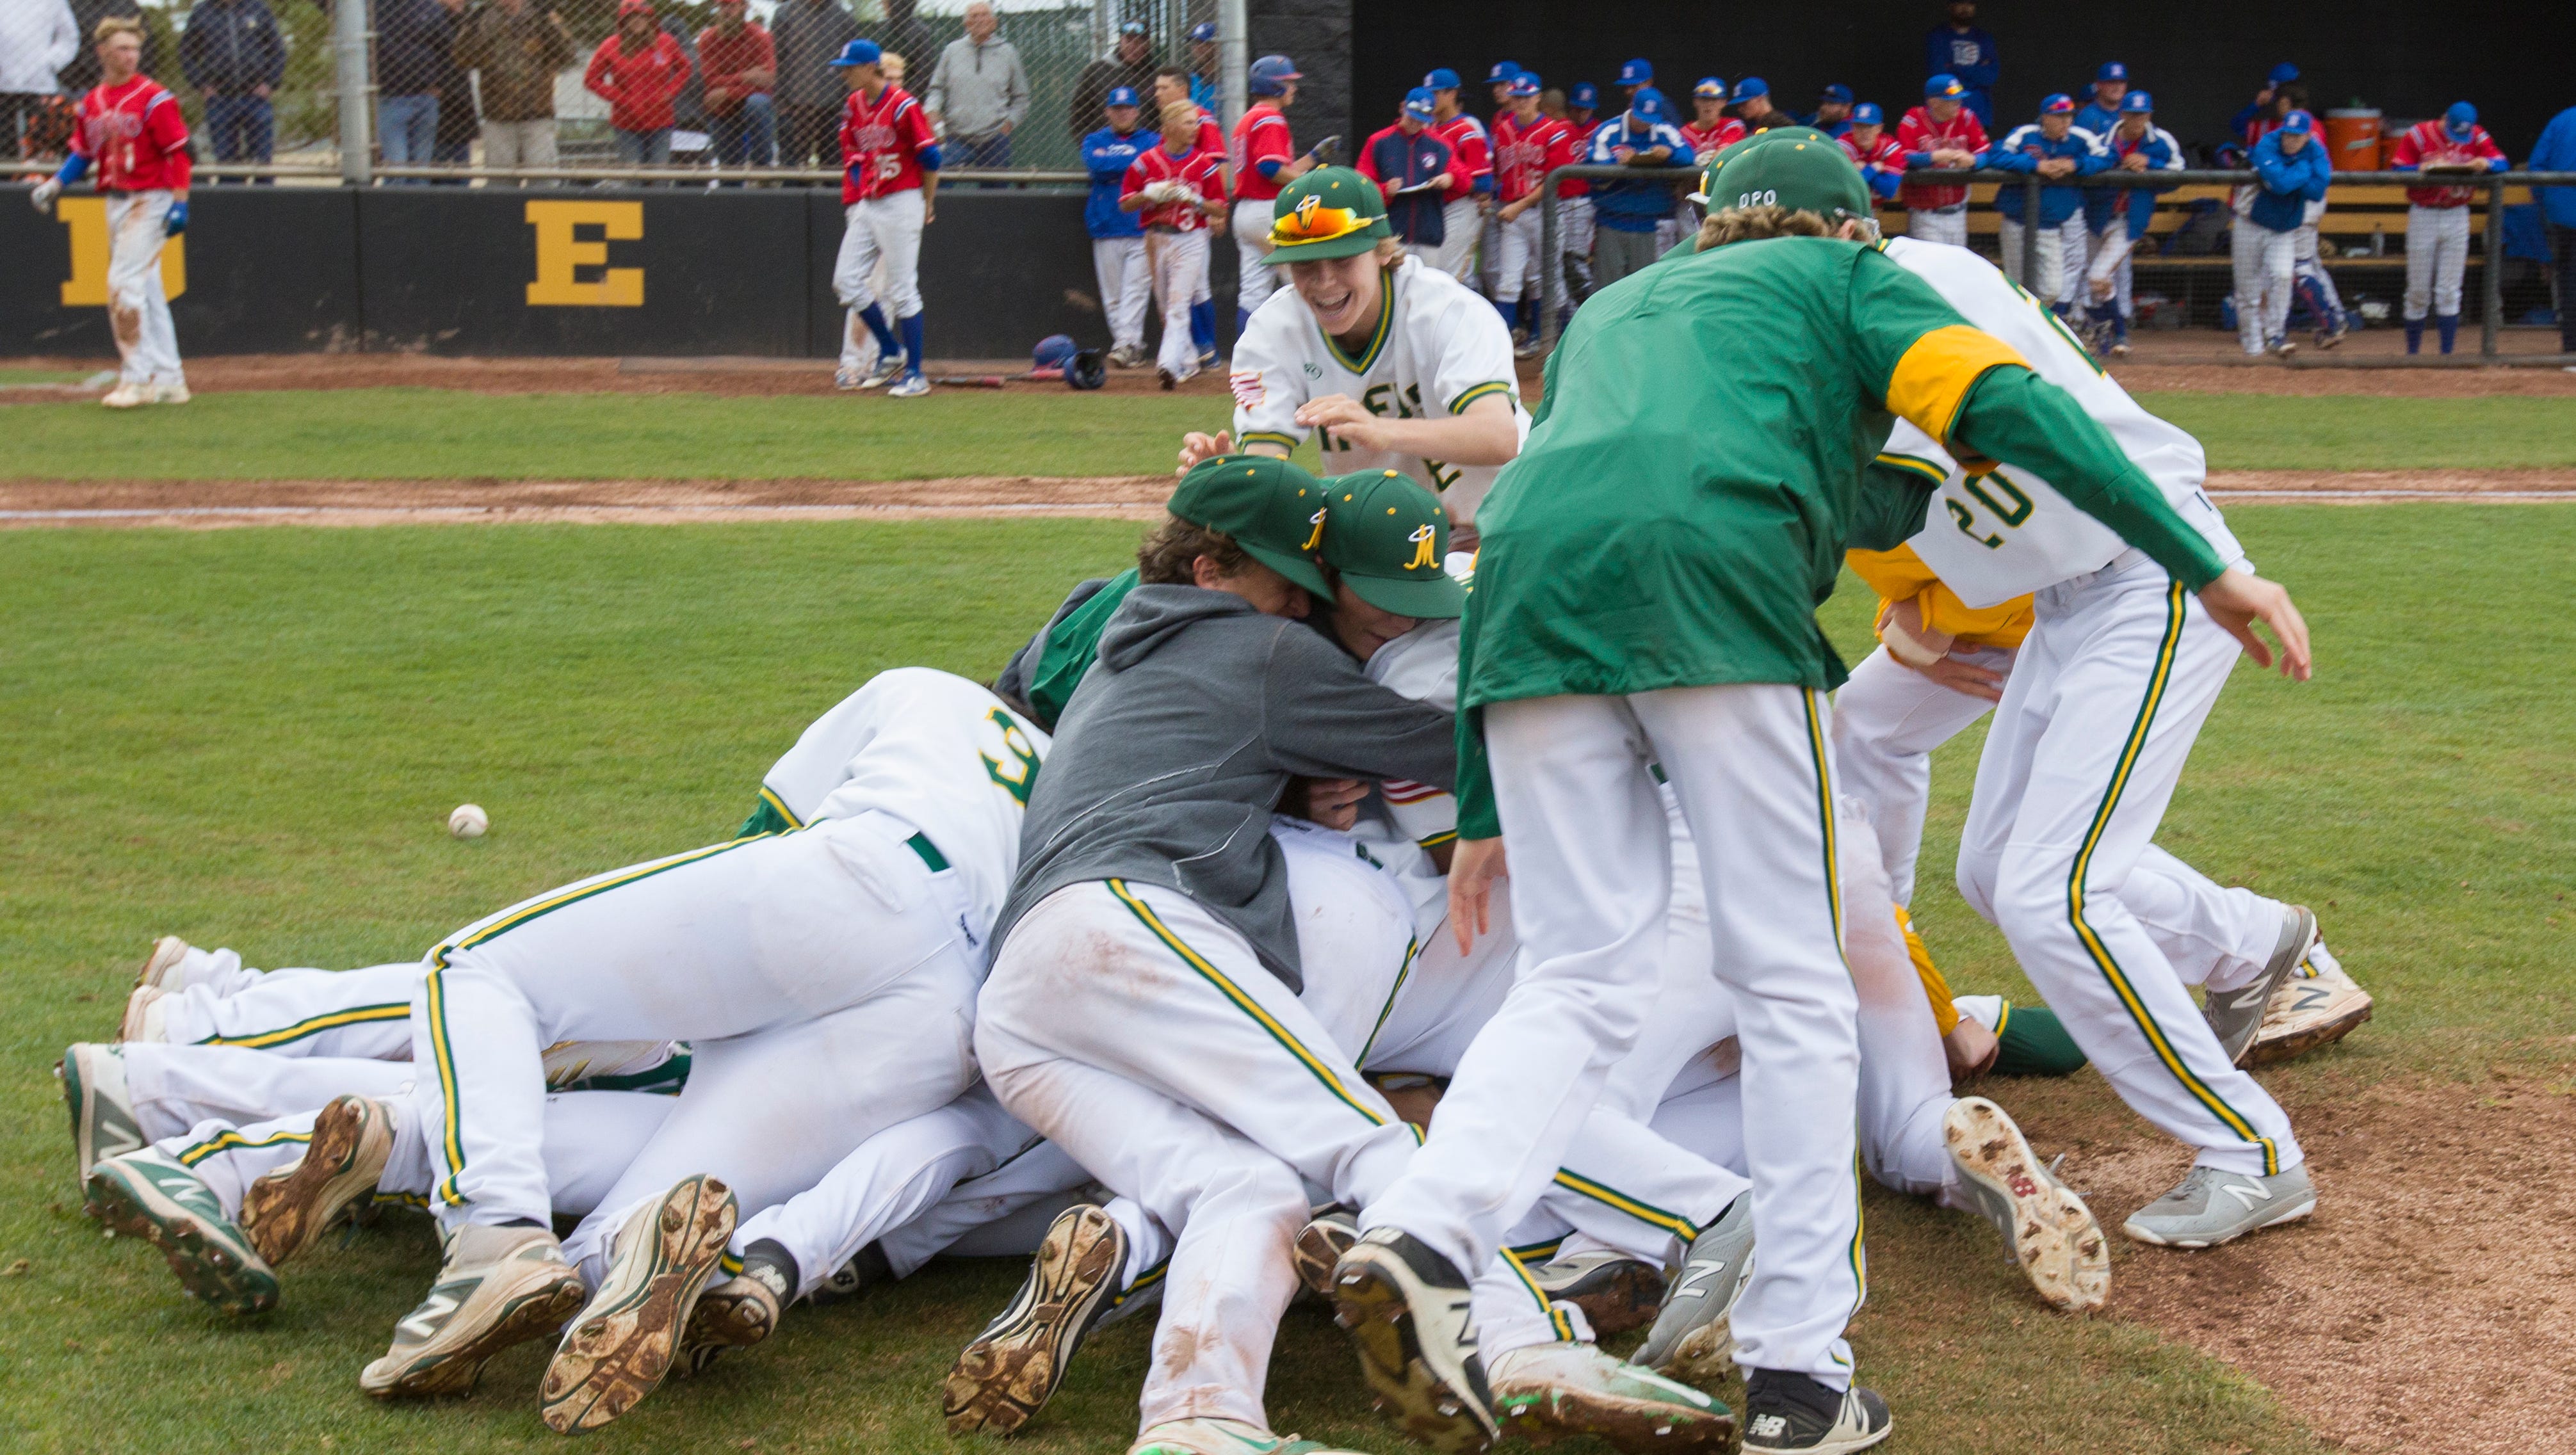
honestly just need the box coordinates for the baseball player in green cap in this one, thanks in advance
[1180,167,1528,534]
[1327,131,2310,1455]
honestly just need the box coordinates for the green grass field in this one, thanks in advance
[4,389,2573,479]
[3,505,2570,1454]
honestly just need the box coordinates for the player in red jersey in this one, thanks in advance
[1895,72,1988,246]
[1840,102,1908,205]
[1229,54,1333,335]
[1681,77,1746,161]
[2388,101,2509,355]
[1122,99,1229,388]
[30,18,190,407]
[1423,67,1493,291]
[1491,70,1576,354]
[829,39,941,397]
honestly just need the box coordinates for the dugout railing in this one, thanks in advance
[1537,166,2576,363]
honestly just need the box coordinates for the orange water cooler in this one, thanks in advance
[2325,108,2382,170]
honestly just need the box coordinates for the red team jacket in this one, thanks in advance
[840,84,937,203]
[1492,111,1577,204]
[1432,113,1492,195]
[1233,100,1295,204]
[1680,118,1746,163]
[1122,143,1226,231]
[1895,104,1989,209]
[584,31,691,133]
[2388,119,2507,207]
[75,75,191,193]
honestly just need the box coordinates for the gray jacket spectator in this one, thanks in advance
[3,0,79,94]
[177,0,286,95]
[925,2,1026,150]
[1067,22,1156,136]
[451,0,577,122]
[770,0,857,165]
[58,0,157,92]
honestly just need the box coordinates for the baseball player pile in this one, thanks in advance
[62,133,2385,1455]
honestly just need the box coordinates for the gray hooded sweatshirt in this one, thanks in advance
[993,585,1456,992]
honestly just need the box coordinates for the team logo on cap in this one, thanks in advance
[1274,193,1369,245]
[1302,507,1327,552]
[1406,524,1438,569]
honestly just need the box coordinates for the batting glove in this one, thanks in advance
[165,200,188,236]
[1308,134,1341,165]
[29,177,61,214]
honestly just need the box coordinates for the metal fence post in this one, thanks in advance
[1539,170,1560,345]
[2020,175,2039,287]
[1216,0,1247,136]
[2482,177,2506,358]
[333,0,373,186]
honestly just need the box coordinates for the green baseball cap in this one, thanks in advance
[1695,129,1872,226]
[1321,469,1466,618]
[1687,124,1831,202]
[1167,454,1334,595]
[1262,167,1393,264]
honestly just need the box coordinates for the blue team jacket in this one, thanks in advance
[2081,124,2184,238]
[2248,130,2329,234]
[1082,125,1155,239]
[1988,124,2107,229]
[1924,26,1999,122]
[1585,117,1696,232]
[1361,123,1455,245]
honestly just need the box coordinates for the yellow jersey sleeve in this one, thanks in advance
[1845,543,2035,651]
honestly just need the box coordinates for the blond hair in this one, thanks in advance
[1160,99,1202,137]
[1694,204,1835,251]
[93,15,144,45]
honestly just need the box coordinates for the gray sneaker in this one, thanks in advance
[2121,1162,2315,1248]
[2206,905,2317,1066]
[1633,1193,1754,1374]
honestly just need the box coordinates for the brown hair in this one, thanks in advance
[1137,514,1249,584]
[93,16,144,44]
[1694,204,1835,251]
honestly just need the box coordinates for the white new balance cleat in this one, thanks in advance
[102,381,150,408]
[540,1173,738,1433]
[1490,1341,1737,1452]
[1129,1417,1366,1455]
[360,1223,588,1398]
[115,983,168,1044]
[2122,1162,2316,1249]
[1943,1096,2109,1312]
[1741,1371,1891,1454]
[1330,1225,1498,1454]
[2249,938,2372,1065]
[60,1042,144,1193]
[134,935,193,992]
[86,1147,279,1315]
[152,380,190,405]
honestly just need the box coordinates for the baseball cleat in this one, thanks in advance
[152,380,190,405]
[1528,1249,1667,1336]
[942,1202,1128,1436]
[61,1042,145,1194]
[134,935,193,992]
[1942,1096,2109,1313]
[2108,341,2132,357]
[2207,904,2317,1066]
[1128,1417,1365,1455]
[834,364,864,390]
[1489,1340,1736,1453]
[241,1093,394,1267]
[540,1173,739,1433]
[360,1223,588,1399]
[2249,942,2372,1065]
[858,353,905,389]
[887,372,931,398]
[1293,1207,1360,1298]
[1633,1192,1755,1375]
[2317,323,2348,350]
[102,381,150,408]
[1329,1225,1498,1454]
[676,1239,791,1378]
[1156,366,1179,391]
[86,1147,280,1315]
[115,983,168,1044]
[1197,348,1218,369]
[1740,1370,1891,1454]
[2121,1162,2315,1249]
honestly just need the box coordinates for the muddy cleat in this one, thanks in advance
[2121,1162,2315,1249]
[2249,942,2371,1065]
[1490,1341,1736,1453]
[116,983,169,1044]
[242,1094,394,1267]
[540,1173,738,1433]
[887,372,931,399]
[86,1147,280,1315]
[1633,1192,1754,1375]
[61,1042,145,1193]
[676,1238,790,1378]
[1293,1207,1359,1298]
[1942,1097,2109,1313]
[1329,1226,1498,1454]
[361,1223,588,1398]
[943,1202,1128,1436]
[1741,1371,1891,1454]
[2207,904,2316,1067]
[1529,1250,1666,1337]
[1130,1417,1364,1455]
[102,381,150,408]
[134,935,193,992]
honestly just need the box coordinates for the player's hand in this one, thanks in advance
[1177,429,1233,474]
[1448,836,1507,953]
[2196,568,2311,680]
[1913,649,2007,702]
[1285,776,1370,831]
[164,200,188,236]
[1308,134,1341,165]
[1293,394,1387,449]
[1611,145,1637,163]
[921,195,935,225]
[1943,1015,2000,1080]
[2120,152,2148,172]
[29,177,61,214]
[1430,172,1453,190]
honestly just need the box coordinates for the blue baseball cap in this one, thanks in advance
[2120,90,2153,113]
[2040,93,2075,115]
[1487,61,1521,83]
[1851,101,1883,125]
[1820,83,1853,104]
[2268,62,2300,84]
[1569,82,1598,108]
[1619,58,1653,86]
[1106,85,1139,108]
[1423,67,1461,90]
[1117,20,1147,36]
[1402,87,1437,119]
[2096,61,2128,82]
[1187,20,1215,42]
[1925,73,1964,99]
[2280,109,2313,134]
[828,38,880,67]
[1692,77,1726,100]
[1507,72,1541,97]
[1629,86,1669,122]
[2445,100,2477,134]
[1732,77,1769,100]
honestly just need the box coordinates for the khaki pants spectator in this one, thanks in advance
[482,119,558,179]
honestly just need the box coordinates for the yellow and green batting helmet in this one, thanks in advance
[1264,167,1394,264]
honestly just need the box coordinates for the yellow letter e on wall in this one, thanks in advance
[525,200,644,307]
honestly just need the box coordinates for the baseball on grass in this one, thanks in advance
[449,803,489,840]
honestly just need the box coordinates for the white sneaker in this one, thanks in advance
[1490,1341,1737,1452]
[85,1146,279,1315]
[1130,1417,1366,1454]
[887,373,930,398]
[60,1042,143,1191]
[2121,1162,2316,1248]
[116,984,168,1044]
[2249,940,2373,1065]
[102,382,150,408]
[153,380,190,404]
[834,365,864,390]
[133,935,193,992]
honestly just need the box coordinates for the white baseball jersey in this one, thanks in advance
[1228,254,1528,522]
[1877,237,2242,607]
[752,667,1051,940]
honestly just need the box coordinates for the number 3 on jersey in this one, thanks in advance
[979,708,1043,806]
[1946,471,2034,549]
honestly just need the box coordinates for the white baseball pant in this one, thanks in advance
[1147,228,1211,379]
[106,189,182,387]
[1997,216,2066,307]
[834,189,925,368]
[2056,214,2090,309]
[2086,226,2134,323]
[1233,197,1280,316]
[120,1043,416,1146]
[1092,236,1150,353]
[1364,684,1865,1387]
[1953,555,2302,1177]
[2404,204,2471,321]
[1436,195,1483,289]
[2236,225,2298,353]
[1908,205,1968,247]
[1490,206,1558,314]
[1559,194,1595,297]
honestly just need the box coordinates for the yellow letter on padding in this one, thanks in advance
[525,200,644,307]
[56,197,186,306]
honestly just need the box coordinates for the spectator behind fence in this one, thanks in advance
[1584,84,1689,289]
[1924,0,1997,127]
[1359,87,1456,267]
[175,0,282,167]
[430,0,476,170]
[453,0,576,176]
[1068,20,1155,138]
[1896,73,1987,246]
[699,0,776,168]
[2239,110,2328,356]
[1083,85,1156,368]
[772,0,857,167]
[377,0,457,175]
[2390,101,2509,356]
[587,0,690,165]
[1989,93,2105,311]
[2,0,77,158]
[57,0,154,95]
[2531,104,2576,355]
[1185,21,1216,112]
[926,1,1025,168]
